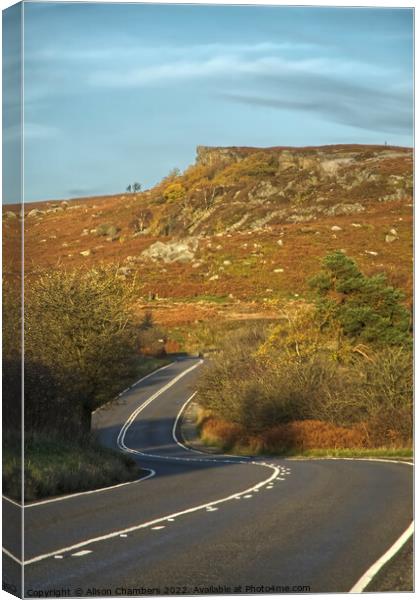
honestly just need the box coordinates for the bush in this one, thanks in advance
[95,223,121,237]
[163,183,186,203]
[258,420,368,453]
[200,418,245,451]
[137,312,167,356]
[24,266,139,432]
[355,347,413,446]
[196,313,413,449]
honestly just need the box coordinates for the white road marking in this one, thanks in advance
[71,550,92,557]
[2,547,21,563]
[54,555,63,559]
[350,521,414,592]
[151,526,166,530]
[118,362,203,455]
[172,393,251,460]
[91,362,174,415]
[4,364,175,511]
[16,361,280,566]
[119,534,128,538]
[206,507,218,512]
[2,496,22,508]
[22,470,156,508]
[167,518,175,522]
[8,357,412,589]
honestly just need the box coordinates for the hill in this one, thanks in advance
[3,144,413,330]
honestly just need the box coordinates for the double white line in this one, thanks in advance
[4,359,279,566]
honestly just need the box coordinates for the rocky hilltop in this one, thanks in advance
[4,144,413,314]
[144,144,412,237]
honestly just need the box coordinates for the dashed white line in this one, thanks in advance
[7,355,411,594]
[15,361,280,566]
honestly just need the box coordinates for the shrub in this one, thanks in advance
[196,319,413,449]
[96,223,121,237]
[200,418,245,450]
[24,266,139,432]
[163,182,186,203]
[355,347,413,446]
[258,420,368,452]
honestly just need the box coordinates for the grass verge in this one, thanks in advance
[197,414,413,460]
[287,448,413,460]
[200,438,413,461]
[3,434,141,502]
[3,357,170,502]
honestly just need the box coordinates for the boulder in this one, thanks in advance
[141,237,199,263]
[27,209,44,218]
[3,211,17,220]
[385,234,398,243]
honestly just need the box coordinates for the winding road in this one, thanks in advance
[2,357,413,596]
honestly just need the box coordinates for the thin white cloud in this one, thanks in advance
[88,54,390,89]
[29,41,320,63]
[23,123,60,140]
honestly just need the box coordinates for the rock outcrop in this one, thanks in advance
[141,237,199,263]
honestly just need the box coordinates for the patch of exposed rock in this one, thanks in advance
[3,211,18,220]
[141,237,199,263]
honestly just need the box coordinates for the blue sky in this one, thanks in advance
[4,2,414,203]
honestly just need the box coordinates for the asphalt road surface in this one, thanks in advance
[2,357,413,596]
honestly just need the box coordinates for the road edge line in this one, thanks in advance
[4,362,175,510]
[349,521,414,592]
[19,469,156,509]
[2,546,22,565]
[21,359,281,565]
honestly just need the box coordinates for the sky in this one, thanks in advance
[3,2,414,203]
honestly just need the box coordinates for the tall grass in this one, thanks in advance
[3,433,140,502]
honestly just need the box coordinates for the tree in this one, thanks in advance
[131,209,153,234]
[24,267,138,432]
[137,312,166,357]
[126,182,142,193]
[309,251,411,346]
